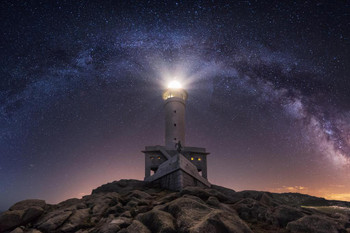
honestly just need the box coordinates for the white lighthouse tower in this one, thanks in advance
[142,81,211,191]
[162,82,188,148]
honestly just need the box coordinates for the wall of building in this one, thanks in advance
[152,169,208,191]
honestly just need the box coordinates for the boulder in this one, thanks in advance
[233,198,271,223]
[92,180,149,194]
[36,210,73,232]
[163,195,253,233]
[0,210,24,232]
[286,215,345,233]
[9,200,46,211]
[9,227,24,233]
[272,205,304,227]
[189,209,253,233]
[110,216,132,228]
[126,190,152,200]
[75,230,89,233]
[136,210,176,233]
[118,220,151,233]
[120,211,132,218]
[157,192,179,204]
[0,199,46,232]
[211,185,236,197]
[125,199,139,208]
[59,208,91,232]
[99,221,121,233]
[206,196,220,207]
[57,198,83,210]
[165,196,210,216]
[23,230,42,233]
[180,186,229,203]
[259,193,274,206]
[83,193,120,219]
[22,207,44,223]
[164,196,211,232]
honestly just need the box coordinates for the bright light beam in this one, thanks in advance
[168,80,182,89]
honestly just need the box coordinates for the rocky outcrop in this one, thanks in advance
[286,215,346,233]
[0,200,46,232]
[272,205,305,227]
[91,180,149,195]
[0,179,349,233]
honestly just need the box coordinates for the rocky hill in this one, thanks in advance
[1,180,350,233]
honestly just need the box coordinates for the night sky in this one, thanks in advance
[1,0,350,210]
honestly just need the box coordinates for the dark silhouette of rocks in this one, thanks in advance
[1,179,350,233]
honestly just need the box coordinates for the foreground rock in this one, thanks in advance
[286,215,346,233]
[0,179,349,233]
[0,200,46,232]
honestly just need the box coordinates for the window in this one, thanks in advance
[174,110,176,113]
[174,123,176,126]
[174,138,176,141]
[191,157,194,161]
[158,156,161,160]
[198,158,202,161]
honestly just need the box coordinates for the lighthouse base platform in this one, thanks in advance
[144,153,211,191]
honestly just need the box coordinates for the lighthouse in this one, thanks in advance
[142,81,211,191]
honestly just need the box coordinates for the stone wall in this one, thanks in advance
[153,169,207,191]
[182,170,207,189]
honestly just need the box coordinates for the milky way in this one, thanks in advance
[1,1,350,210]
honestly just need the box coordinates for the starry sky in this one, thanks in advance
[1,0,350,210]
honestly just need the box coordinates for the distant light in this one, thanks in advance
[168,80,182,89]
